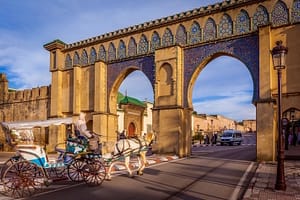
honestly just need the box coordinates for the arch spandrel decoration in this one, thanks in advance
[108,42,116,61]
[189,21,201,45]
[118,40,126,59]
[271,0,289,27]
[65,54,72,68]
[107,56,155,99]
[81,49,88,65]
[162,28,173,47]
[128,37,137,57]
[203,18,217,41]
[292,0,300,23]
[150,31,161,52]
[99,45,106,62]
[236,10,250,34]
[175,24,187,45]
[138,34,149,55]
[253,5,269,30]
[184,35,259,108]
[73,52,80,65]
[219,14,233,37]
[89,47,97,64]
[158,63,173,97]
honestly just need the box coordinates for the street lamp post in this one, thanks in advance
[271,40,288,191]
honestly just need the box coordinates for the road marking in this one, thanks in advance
[229,161,255,200]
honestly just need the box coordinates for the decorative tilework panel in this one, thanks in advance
[203,18,217,41]
[107,56,155,95]
[253,5,269,30]
[189,21,201,45]
[236,10,250,34]
[108,43,116,61]
[128,37,137,57]
[184,35,259,107]
[138,35,149,55]
[175,24,187,45]
[73,52,80,65]
[271,1,289,27]
[118,40,126,59]
[150,32,161,52]
[162,28,173,47]
[219,14,233,37]
[292,0,300,23]
[65,54,72,68]
[81,50,88,65]
[89,47,97,64]
[99,45,106,62]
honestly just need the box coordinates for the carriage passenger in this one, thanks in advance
[75,112,93,139]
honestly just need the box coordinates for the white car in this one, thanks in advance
[220,130,243,146]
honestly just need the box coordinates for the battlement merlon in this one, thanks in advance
[43,39,66,72]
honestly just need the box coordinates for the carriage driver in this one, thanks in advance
[75,112,93,139]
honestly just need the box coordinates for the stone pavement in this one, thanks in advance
[243,145,300,200]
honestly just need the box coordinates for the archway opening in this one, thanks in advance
[191,55,256,155]
[117,70,154,138]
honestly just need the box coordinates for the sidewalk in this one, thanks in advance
[243,145,300,200]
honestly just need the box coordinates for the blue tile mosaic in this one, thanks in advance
[89,47,97,64]
[271,0,289,27]
[107,56,155,95]
[138,34,149,55]
[176,24,187,45]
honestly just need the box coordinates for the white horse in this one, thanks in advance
[105,132,155,180]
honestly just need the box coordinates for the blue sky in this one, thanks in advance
[0,0,256,121]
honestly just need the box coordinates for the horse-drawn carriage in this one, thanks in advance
[0,118,106,198]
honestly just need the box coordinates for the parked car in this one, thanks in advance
[220,129,242,146]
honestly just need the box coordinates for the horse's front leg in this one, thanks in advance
[124,156,133,178]
[137,152,146,175]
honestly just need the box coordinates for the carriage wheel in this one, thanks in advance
[2,160,46,198]
[0,155,24,180]
[67,158,86,182]
[82,159,106,186]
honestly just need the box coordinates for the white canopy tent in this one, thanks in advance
[1,117,73,130]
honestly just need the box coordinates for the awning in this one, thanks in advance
[1,117,73,130]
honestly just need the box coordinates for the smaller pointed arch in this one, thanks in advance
[73,51,80,65]
[219,14,233,37]
[253,5,269,30]
[65,53,72,68]
[99,45,106,62]
[189,21,201,45]
[108,42,116,61]
[203,18,217,41]
[117,40,126,59]
[81,49,88,65]
[292,0,300,23]
[89,47,97,64]
[150,31,161,52]
[128,37,137,57]
[162,28,173,47]
[271,0,289,27]
[138,34,149,55]
[236,9,250,34]
[175,24,187,45]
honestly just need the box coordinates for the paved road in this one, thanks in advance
[0,134,257,200]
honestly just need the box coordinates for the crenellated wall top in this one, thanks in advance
[5,86,50,102]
